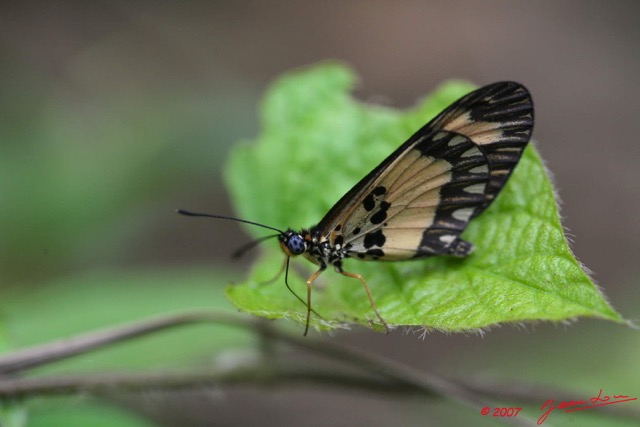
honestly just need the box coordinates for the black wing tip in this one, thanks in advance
[474,81,533,109]
[433,80,534,127]
[469,81,535,133]
[484,80,531,93]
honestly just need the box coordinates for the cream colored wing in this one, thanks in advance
[317,82,534,261]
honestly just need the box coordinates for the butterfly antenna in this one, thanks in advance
[179,209,323,328]
[231,234,280,259]
[177,209,285,234]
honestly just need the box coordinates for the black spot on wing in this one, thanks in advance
[366,248,384,260]
[363,229,386,249]
[370,201,390,225]
[362,186,387,212]
[372,186,386,196]
[363,193,375,212]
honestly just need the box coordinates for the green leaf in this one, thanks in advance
[224,62,624,332]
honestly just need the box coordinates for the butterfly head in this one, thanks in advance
[279,229,308,257]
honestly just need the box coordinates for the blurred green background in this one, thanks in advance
[1,1,639,426]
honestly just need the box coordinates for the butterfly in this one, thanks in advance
[180,81,534,336]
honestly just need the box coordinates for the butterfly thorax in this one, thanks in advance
[279,227,349,269]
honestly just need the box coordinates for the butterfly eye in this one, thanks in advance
[287,234,306,255]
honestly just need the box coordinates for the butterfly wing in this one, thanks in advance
[316,81,534,261]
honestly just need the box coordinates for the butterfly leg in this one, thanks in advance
[258,256,287,285]
[336,267,390,333]
[304,265,326,336]
[284,257,326,324]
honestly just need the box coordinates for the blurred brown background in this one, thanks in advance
[1,1,639,426]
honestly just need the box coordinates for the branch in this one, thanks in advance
[0,311,251,374]
[2,365,637,424]
[0,310,542,426]
[2,311,636,425]
[0,366,420,398]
